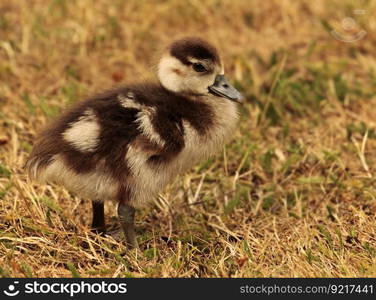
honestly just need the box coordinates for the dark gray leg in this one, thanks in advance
[91,201,106,234]
[118,202,139,249]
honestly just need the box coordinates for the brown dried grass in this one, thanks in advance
[0,0,376,277]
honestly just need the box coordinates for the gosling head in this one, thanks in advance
[158,37,242,102]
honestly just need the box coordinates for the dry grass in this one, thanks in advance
[1,0,376,277]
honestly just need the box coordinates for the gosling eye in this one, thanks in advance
[192,63,207,73]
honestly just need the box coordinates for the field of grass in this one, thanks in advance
[1,0,376,277]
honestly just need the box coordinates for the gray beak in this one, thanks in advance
[208,74,243,102]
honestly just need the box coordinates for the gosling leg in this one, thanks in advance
[118,202,139,249]
[91,201,106,234]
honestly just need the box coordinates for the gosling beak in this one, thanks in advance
[208,74,243,102]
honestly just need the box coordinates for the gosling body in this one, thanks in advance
[26,37,242,248]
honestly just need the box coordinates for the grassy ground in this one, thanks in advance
[1,0,376,277]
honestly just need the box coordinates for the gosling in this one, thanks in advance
[26,37,243,249]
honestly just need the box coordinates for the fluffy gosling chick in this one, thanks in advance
[26,37,243,249]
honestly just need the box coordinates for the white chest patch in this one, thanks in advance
[125,96,239,205]
[177,97,239,170]
[62,108,100,153]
